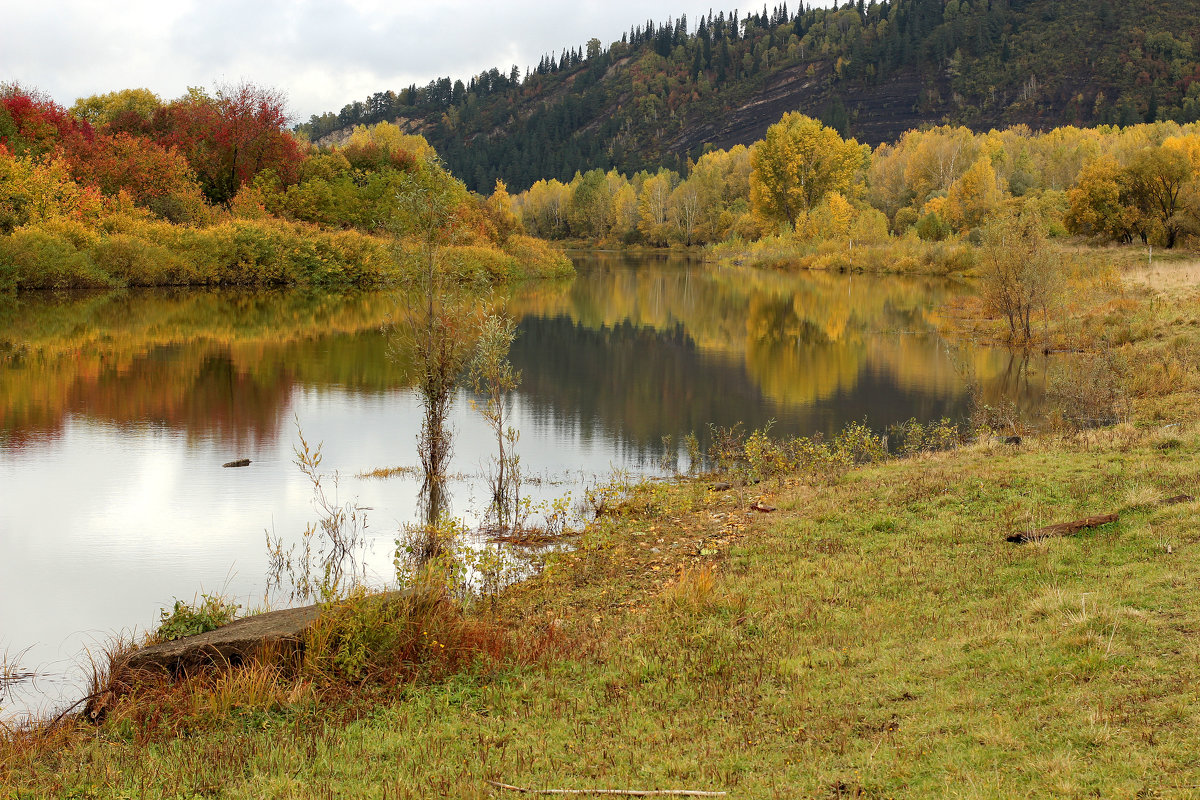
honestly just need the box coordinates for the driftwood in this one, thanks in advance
[1007,494,1195,543]
[222,458,252,468]
[127,604,322,674]
[1007,513,1119,543]
[486,782,726,797]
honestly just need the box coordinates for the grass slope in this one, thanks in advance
[6,426,1200,798]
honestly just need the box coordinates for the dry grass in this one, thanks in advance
[354,465,419,479]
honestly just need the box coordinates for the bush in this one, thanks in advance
[1048,350,1130,431]
[915,211,952,242]
[3,214,402,290]
[893,206,919,234]
[707,420,890,487]
[0,226,116,289]
[888,418,963,456]
[502,234,573,278]
[155,593,240,642]
[302,588,505,684]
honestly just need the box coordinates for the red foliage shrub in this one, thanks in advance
[143,83,304,206]
[0,91,95,159]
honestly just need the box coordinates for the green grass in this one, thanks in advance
[6,427,1200,798]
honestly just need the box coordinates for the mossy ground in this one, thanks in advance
[5,251,1200,799]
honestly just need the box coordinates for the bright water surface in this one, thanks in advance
[0,252,1043,718]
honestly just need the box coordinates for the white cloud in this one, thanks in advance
[3,1,834,121]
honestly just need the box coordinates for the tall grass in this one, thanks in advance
[712,230,977,275]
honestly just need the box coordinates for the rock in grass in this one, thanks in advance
[126,604,321,674]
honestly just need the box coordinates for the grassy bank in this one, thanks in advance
[5,423,1200,797]
[711,231,980,276]
[0,210,572,291]
[5,260,1200,798]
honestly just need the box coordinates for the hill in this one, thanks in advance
[298,0,1200,193]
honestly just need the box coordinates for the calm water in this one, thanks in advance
[0,252,1041,718]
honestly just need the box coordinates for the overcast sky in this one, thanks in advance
[3,1,837,123]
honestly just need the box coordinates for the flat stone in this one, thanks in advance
[126,604,321,673]
[123,590,421,675]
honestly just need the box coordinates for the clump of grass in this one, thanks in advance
[355,465,419,479]
[1120,482,1162,512]
[155,593,241,642]
[0,647,32,694]
[661,565,718,613]
[303,588,509,685]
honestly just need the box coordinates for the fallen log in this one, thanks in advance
[1006,494,1195,543]
[222,458,251,468]
[1006,513,1119,543]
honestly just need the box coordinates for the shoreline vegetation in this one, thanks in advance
[514,114,1200,280]
[0,84,570,292]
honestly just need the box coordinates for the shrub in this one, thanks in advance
[915,211,952,241]
[888,418,963,456]
[0,225,115,289]
[302,588,506,684]
[1048,350,1130,431]
[502,234,573,278]
[155,593,240,642]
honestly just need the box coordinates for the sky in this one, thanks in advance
[3,1,834,124]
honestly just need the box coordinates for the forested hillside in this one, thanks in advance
[298,0,1200,193]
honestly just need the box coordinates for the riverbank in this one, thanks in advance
[0,119,571,292]
[4,259,1200,797]
[0,214,572,291]
[6,420,1200,797]
[710,231,979,275]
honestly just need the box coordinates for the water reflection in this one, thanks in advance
[0,257,1040,453]
[510,252,1042,449]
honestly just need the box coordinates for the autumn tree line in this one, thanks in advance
[0,83,568,291]
[513,112,1200,253]
[299,1,1200,195]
